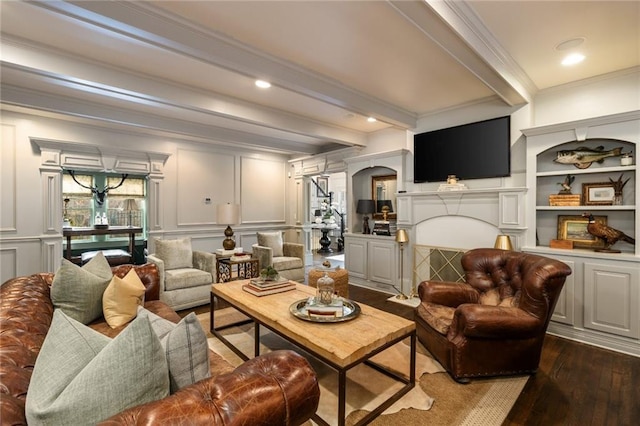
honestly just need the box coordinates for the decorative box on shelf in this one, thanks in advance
[549,239,574,249]
[548,194,581,206]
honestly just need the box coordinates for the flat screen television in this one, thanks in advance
[413,116,511,183]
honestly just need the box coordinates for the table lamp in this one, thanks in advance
[217,203,240,250]
[494,234,513,251]
[123,198,138,228]
[377,200,393,221]
[356,199,375,234]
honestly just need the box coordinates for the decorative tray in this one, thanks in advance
[289,298,361,323]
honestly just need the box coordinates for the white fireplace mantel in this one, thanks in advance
[396,187,528,248]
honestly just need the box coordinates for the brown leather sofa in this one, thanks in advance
[0,263,320,425]
[415,248,572,383]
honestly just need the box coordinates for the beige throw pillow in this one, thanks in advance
[257,232,284,257]
[103,268,146,328]
[154,237,193,270]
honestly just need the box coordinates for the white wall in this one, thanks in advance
[533,68,640,126]
[0,110,291,281]
[2,69,638,281]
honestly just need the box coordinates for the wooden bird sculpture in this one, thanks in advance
[582,212,635,253]
[557,174,575,194]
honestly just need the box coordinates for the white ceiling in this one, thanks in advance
[1,1,638,155]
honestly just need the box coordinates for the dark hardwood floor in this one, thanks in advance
[347,284,639,426]
[184,252,639,425]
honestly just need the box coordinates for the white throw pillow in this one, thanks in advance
[154,237,193,270]
[257,232,284,257]
[25,310,169,425]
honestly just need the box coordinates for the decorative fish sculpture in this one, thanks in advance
[554,146,624,169]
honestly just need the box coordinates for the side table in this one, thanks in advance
[216,256,260,283]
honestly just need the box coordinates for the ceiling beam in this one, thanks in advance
[30,0,417,129]
[1,37,368,149]
[388,0,532,106]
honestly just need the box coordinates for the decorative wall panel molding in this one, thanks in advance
[1,124,17,232]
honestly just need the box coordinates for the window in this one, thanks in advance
[62,171,146,236]
[63,173,93,228]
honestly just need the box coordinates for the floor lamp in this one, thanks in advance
[395,229,409,300]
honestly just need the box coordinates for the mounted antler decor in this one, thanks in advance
[68,170,128,206]
[609,173,630,205]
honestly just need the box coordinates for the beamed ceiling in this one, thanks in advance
[1,1,638,155]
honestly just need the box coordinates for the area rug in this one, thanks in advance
[198,311,528,426]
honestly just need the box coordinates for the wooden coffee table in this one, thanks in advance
[210,280,416,426]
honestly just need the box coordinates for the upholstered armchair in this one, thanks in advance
[415,248,572,383]
[252,232,305,282]
[147,237,216,310]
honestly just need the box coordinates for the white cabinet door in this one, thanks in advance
[551,258,577,326]
[345,238,367,279]
[584,262,640,339]
[367,240,396,285]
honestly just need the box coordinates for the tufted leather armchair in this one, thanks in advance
[415,248,572,383]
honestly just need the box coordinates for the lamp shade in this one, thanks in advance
[395,229,409,243]
[356,199,375,214]
[216,203,240,225]
[377,199,393,213]
[123,198,137,211]
[494,234,513,250]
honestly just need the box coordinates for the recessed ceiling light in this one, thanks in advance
[561,53,585,66]
[555,37,586,51]
[367,117,377,123]
[255,80,271,89]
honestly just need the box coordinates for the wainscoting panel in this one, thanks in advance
[241,156,286,223]
[1,124,17,232]
[177,149,235,226]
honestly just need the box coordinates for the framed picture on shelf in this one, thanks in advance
[582,182,615,205]
[557,214,607,249]
[316,177,328,197]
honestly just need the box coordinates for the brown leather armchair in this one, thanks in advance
[415,248,572,383]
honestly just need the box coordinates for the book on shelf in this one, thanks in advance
[242,283,296,297]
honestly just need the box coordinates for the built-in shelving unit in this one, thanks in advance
[523,111,639,357]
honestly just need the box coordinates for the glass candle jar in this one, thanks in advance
[621,153,633,166]
[316,272,335,305]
